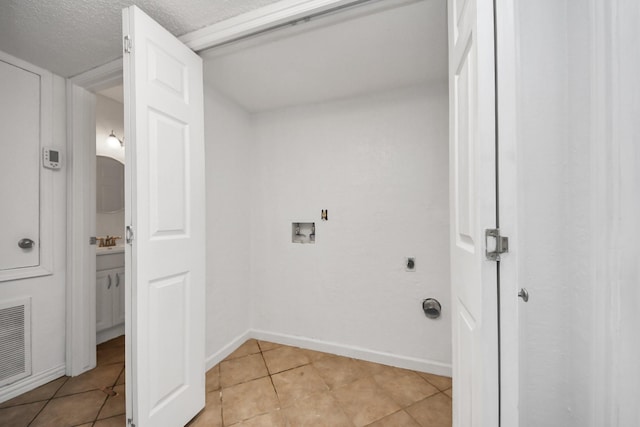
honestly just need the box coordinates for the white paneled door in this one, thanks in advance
[123,6,205,427]
[448,0,499,426]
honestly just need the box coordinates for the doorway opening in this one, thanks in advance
[93,85,127,416]
[201,0,451,372]
[63,0,511,425]
[95,85,126,348]
[193,0,455,424]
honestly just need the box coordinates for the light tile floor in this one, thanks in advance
[0,337,452,427]
[189,339,452,427]
[0,336,125,427]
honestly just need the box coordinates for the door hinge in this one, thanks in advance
[127,418,135,427]
[125,225,134,245]
[89,236,97,245]
[485,228,509,261]
[124,35,132,53]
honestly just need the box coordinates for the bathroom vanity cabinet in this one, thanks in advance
[96,249,125,344]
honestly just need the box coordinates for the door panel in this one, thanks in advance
[148,273,188,410]
[448,0,499,426]
[123,5,206,427]
[0,60,40,271]
[148,111,188,236]
[454,34,474,250]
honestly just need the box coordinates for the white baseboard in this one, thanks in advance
[97,323,125,345]
[204,329,451,376]
[204,330,252,371]
[250,329,452,377]
[0,364,66,404]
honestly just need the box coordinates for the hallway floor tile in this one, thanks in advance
[0,337,452,426]
[191,339,452,427]
[0,336,125,427]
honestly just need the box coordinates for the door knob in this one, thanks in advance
[18,238,35,249]
[518,288,529,302]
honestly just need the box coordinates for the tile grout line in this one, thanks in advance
[92,392,110,424]
[261,342,287,426]
[261,347,284,416]
[363,408,411,427]
[411,373,448,399]
[324,359,439,426]
[322,383,356,427]
[404,391,453,427]
[219,388,224,427]
[403,406,424,427]
[92,364,125,425]
[211,340,453,427]
[12,338,125,427]
[95,337,126,426]
[27,376,70,427]
[217,356,225,427]
[49,380,123,400]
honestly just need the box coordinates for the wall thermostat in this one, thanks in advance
[43,147,62,170]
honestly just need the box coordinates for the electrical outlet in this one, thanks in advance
[406,257,416,271]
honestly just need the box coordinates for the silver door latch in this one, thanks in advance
[124,35,132,53]
[125,225,134,244]
[485,228,509,261]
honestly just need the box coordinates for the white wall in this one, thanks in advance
[250,83,451,372]
[516,1,573,424]
[0,72,67,400]
[514,1,633,426]
[202,77,253,365]
[95,94,124,239]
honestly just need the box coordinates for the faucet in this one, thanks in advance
[98,235,122,247]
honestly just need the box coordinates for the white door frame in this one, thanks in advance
[65,83,97,377]
[494,0,520,425]
[66,59,123,377]
[66,0,520,424]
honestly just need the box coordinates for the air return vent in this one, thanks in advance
[0,298,31,387]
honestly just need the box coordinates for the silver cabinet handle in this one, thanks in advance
[107,274,112,289]
[115,273,120,287]
[18,238,35,249]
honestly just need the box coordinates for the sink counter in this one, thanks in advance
[96,247,125,271]
[97,245,125,255]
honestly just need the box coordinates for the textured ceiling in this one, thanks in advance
[203,0,447,112]
[0,0,281,77]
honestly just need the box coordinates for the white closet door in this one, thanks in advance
[123,5,206,427]
[448,0,499,426]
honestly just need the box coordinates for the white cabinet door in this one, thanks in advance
[123,6,206,427]
[97,267,125,333]
[448,0,499,426]
[96,270,114,332]
[0,59,40,271]
[112,268,125,326]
